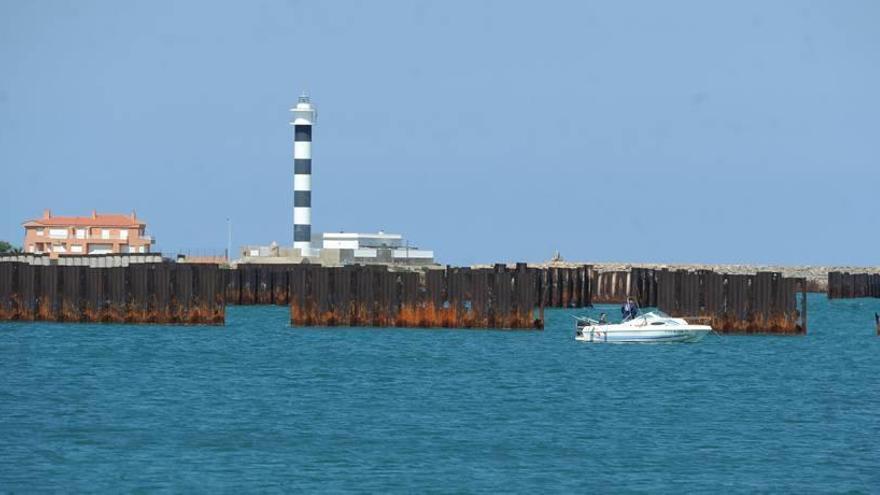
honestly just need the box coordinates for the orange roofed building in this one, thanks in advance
[23,210,155,258]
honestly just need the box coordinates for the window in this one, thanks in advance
[101,229,110,240]
[36,228,44,236]
[28,245,34,253]
[120,229,128,240]
[70,245,84,254]
[53,245,66,253]
[49,228,68,239]
[75,229,86,239]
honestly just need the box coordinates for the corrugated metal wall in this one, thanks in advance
[0,262,224,324]
[828,272,880,299]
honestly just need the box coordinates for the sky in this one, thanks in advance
[1,1,878,266]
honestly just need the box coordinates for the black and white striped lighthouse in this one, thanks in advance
[291,93,316,253]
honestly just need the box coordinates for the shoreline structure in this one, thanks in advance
[477,261,880,292]
[0,260,808,332]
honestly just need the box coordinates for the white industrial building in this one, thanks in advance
[319,232,434,264]
[239,231,435,266]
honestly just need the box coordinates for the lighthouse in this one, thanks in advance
[291,93,316,254]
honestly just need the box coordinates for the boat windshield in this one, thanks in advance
[623,310,669,322]
[635,310,668,317]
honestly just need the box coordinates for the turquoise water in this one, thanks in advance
[1,294,879,492]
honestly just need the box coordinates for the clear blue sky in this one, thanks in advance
[1,1,877,266]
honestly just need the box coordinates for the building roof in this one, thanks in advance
[320,232,403,240]
[23,211,145,228]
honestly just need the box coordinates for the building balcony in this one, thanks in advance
[36,235,154,243]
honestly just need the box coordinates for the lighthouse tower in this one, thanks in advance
[291,93,316,254]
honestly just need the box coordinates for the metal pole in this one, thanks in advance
[226,218,231,262]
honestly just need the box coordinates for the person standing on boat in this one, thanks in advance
[621,297,639,321]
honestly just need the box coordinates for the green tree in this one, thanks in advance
[0,240,13,254]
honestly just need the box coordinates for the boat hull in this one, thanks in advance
[575,325,711,343]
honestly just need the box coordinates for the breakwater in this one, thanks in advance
[579,268,805,333]
[223,264,592,311]
[557,261,880,293]
[288,264,542,328]
[631,269,806,334]
[225,264,592,329]
[827,272,880,299]
[0,262,224,324]
[0,259,807,332]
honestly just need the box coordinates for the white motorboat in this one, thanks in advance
[575,311,712,343]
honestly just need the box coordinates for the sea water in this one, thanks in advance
[1,294,878,492]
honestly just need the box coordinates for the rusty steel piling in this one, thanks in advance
[630,269,806,334]
[285,264,557,329]
[828,272,880,299]
[0,262,224,324]
[219,264,594,328]
[1,260,810,333]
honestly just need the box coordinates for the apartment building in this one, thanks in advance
[23,210,154,258]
